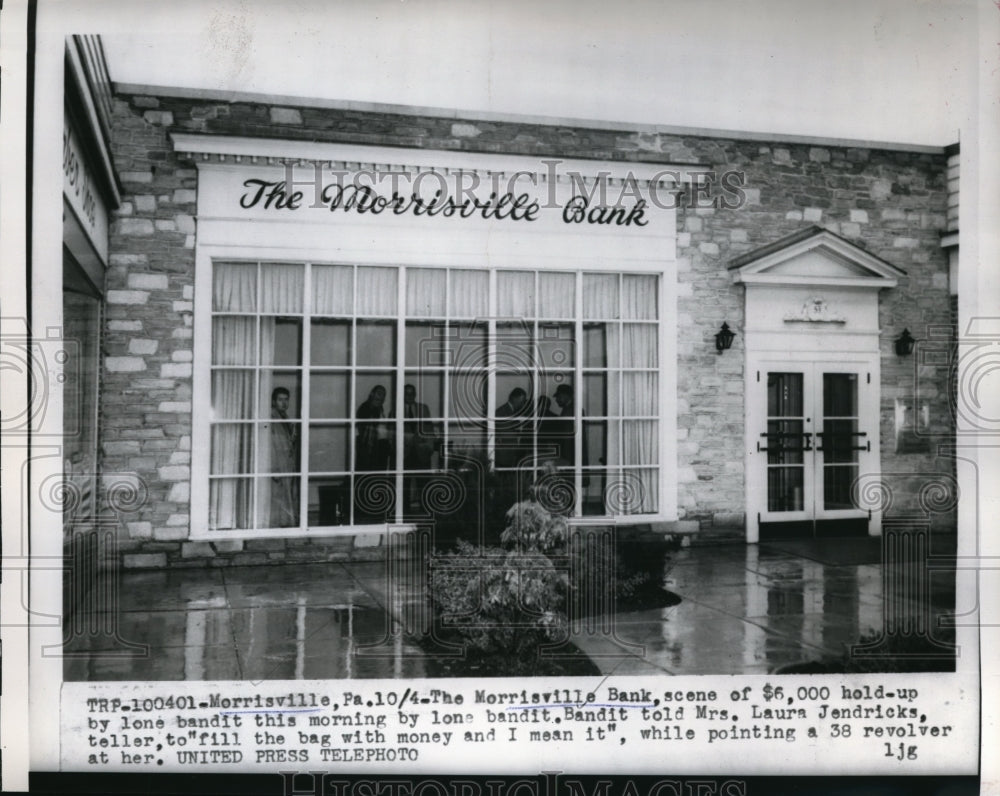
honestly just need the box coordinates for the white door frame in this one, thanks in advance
[746,349,881,542]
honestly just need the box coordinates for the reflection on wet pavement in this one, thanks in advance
[63,540,955,680]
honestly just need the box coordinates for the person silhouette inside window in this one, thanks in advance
[269,387,299,527]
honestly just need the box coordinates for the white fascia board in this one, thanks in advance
[170,133,710,184]
[733,273,899,289]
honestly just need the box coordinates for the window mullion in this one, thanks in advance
[394,266,407,524]
[487,268,497,471]
[300,263,312,531]
[574,271,583,518]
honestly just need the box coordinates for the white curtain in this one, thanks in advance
[261,263,303,313]
[313,265,353,315]
[538,272,574,318]
[357,266,397,315]
[583,273,618,319]
[498,271,534,317]
[449,269,489,318]
[623,274,657,319]
[406,268,446,317]
[623,421,658,514]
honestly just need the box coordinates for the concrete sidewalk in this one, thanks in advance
[63,537,956,680]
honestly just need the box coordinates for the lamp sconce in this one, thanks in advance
[894,328,915,356]
[715,322,736,353]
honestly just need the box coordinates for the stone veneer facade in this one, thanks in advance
[99,91,956,568]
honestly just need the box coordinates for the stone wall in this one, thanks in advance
[101,91,955,567]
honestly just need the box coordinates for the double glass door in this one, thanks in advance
[751,360,874,539]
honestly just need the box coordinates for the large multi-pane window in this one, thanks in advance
[207,262,660,531]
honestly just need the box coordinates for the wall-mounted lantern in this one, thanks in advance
[715,322,736,353]
[894,328,915,356]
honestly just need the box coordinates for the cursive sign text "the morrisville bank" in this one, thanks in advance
[239,179,650,227]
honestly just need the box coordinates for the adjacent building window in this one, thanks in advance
[207,261,660,531]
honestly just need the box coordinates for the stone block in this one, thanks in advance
[160,363,192,378]
[182,285,194,300]
[107,290,149,305]
[108,320,143,332]
[173,301,193,313]
[155,220,177,232]
[103,440,141,455]
[172,350,193,362]
[158,401,192,413]
[154,526,188,541]
[120,171,153,184]
[808,147,831,163]
[451,123,481,137]
[354,533,382,548]
[115,218,155,236]
[742,188,761,205]
[169,451,192,465]
[850,209,869,223]
[123,553,167,569]
[168,482,190,502]
[166,513,190,526]
[173,189,197,204]
[127,273,168,290]
[698,242,719,255]
[785,211,802,220]
[143,110,174,126]
[176,214,196,234]
[127,521,153,539]
[105,357,147,373]
[840,222,861,237]
[893,237,919,248]
[158,465,190,481]
[803,207,823,222]
[128,339,158,355]
[134,195,157,213]
[178,435,192,451]
[182,542,216,559]
[211,540,245,553]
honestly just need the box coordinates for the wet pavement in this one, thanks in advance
[63,537,956,680]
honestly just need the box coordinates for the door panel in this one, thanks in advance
[751,360,874,539]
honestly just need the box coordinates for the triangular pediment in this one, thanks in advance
[729,226,905,289]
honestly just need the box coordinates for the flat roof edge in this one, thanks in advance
[114,82,951,155]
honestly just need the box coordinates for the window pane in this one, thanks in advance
[264,318,302,366]
[622,324,657,368]
[354,472,395,523]
[310,372,350,418]
[403,371,444,417]
[538,323,574,369]
[355,372,394,419]
[496,373,533,416]
[309,476,350,526]
[357,266,398,315]
[623,468,658,513]
[768,373,804,417]
[450,269,488,318]
[622,274,657,319]
[210,425,254,475]
[822,419,860,464]
[767,420,805,465]
[402,420,442,470]
[259,476,300,528]
[213,263,256,312]
[622,372,657,415]
[259,371,302,420]
[406,268,446,317]
[451,322,487,369]
[497,271,534,317]
[258,420,300,474]
[584,420,607,467]
[212,370,255,419]
[538,272,575,318]
[768,467,804,512]
[583,273,618,319]
[449,369,487,418]
[824,466,858,510]
[496,321,535,371]
[309,424,350,472]
[312,265,353,316]
[311,319,350,366]
[406,321,447,368]
[539,372,575,411]
[213,317,256,365]
[583,323,607,367]
[623,420,657,465]
[824,373,858,417]
[209,478,254,530]
[260,263,303,313]
[584,373,608,416]
[444,423,487,468]
[356,321,396,366]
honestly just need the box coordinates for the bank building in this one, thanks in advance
[54,36,959,598]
